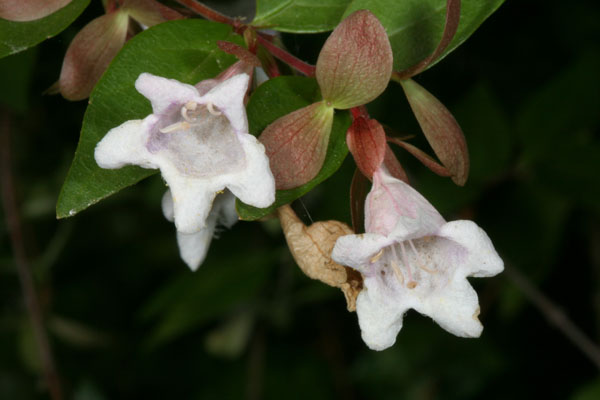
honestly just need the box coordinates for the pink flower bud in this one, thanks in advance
[346,116,386,179]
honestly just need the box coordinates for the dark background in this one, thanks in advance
[1,0,599,398]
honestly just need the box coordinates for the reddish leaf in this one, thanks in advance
[346,116,386,178]
[58,10,129,100]
[401,78,469,185]
[0,0,71,22]
[395,0,462,79]
[259,101,334,190]
[316,10,392,109]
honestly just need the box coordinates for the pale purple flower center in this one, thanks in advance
[146,101,245,178]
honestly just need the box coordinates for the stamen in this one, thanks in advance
[370,249,384,263]
[399,242,418,289]
[408,239,436,273]
[181,101,198,122]
[390,260,404,285]
[207,102,222,116]
[406,281,417,289]
[159,121,190,133]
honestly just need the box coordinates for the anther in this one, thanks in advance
[370,249,384,263]
[391,260,404,285]
[406,281,417,289]
[207,102,222,116]
[181,101,198,122]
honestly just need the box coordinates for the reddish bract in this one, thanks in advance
[316,10,393,109]
[401,79,469,185]
[346,116,386,179]
[259,101,334,190]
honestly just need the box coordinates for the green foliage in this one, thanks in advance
[253,0,352,33]
[236,76,351,220]
[0,49,36,113]
[343,0,505,71]
[56,19,242,219]
[0,0,90,59]
[140,251,276,347]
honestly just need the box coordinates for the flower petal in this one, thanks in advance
[415,275,484,338]
[437,220,504,278]
[355,285,408,351]
[165,182,217,233]
[94,119,155,169]
[200,73,250,133]
[331,232,393,270]
[366,167,445,240]
[226,134,275,209]
[214,191,239,228]
[176,219,216,271]
[135,73,199,115]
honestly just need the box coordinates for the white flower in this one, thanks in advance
[332,167,503,350]
[161,190,238,270]
[94,72,275,234]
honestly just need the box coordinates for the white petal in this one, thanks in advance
[135,73,198,114]
[214,191,238,229]
[415,276,484,337]
[226,134,275,209]
[94,119,154,169]
[161,190,174,222]
[176,213,218,271]
[331,233,393,270]
[200,74,250,133]
[437,220,504,278]
[167,181,217,233]
[355,284,408,351]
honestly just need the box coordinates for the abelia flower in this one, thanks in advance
[95,72,275,234]
[332,167,503,350]
[162,190,238,270]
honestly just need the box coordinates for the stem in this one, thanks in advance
[174,0,235,25]
[505,265,600,370]
[255,34,316,77]
[0,111,63,399]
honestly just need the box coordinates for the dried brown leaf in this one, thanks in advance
[278,205,363,311]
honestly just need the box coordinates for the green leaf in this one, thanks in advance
[56,20,242,218]
[252,0,352,33]
[0,0,90,59]
[236,76,351,220]
[343,0,505,72]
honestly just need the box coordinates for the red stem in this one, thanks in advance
[1,111,63,400]
[255,34,316,77]
[174,0,235,25]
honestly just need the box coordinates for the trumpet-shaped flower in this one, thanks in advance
[162,190,238,270]
[95,72,275,234]
[332,167,503,350]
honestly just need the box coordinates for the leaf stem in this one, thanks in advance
[174,0,235,26]
[0,111,63,400]
[255,34,316,77]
